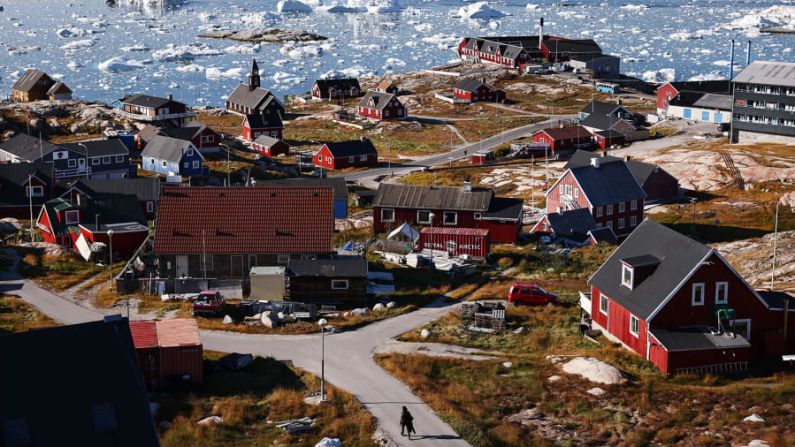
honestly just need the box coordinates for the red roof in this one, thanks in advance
[129,319,202,349]
[420,227,489,236]
[129,321,158,349]
[154,186,334,255]
[536,126,591,141]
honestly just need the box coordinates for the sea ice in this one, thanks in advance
[277,0,313,13]
[152,43,223,62]
[59,39,95,51]
[206,67,246,80]
[457,2,508,19]
[98,56,152,73]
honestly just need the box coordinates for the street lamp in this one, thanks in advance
[318,318,328,401]
[219,142,231,186]
[107,229,114,287]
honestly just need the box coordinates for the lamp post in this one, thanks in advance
[318,318,328,401]
[107,229,114,289]
[219,143,231,186]
[78,143,89,178]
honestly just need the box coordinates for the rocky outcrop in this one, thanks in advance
[717,230,795,291]
[199,28,327,43]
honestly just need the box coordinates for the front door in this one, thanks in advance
[732,319,751,340]
[78,158,86,172]
[231,255,244,277]
[176,255,189,278]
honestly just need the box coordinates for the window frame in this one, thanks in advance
[692,282,705,306]
[146,201,154,213]
[599,294,609,315]
[416,210,432,225]
[381,208,395,222]
[64,209,80,225]
[715,281,729,305]
[621,264,633,289]
[630,200,638,211]
[91,157,100,166]
[595,206,603,217]
[606,204,613,215]
[331,279,349,290]
[443,211,457,226]
[629,315,640,337]
[192,160,200,169]
[26,185,44,197]
[619,202,626,213]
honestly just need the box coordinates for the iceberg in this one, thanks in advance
[277,0,313,13]
[152,43,223,62]
[206,67,246,80]
[98,57,152,73]
[457,2,507,19]
[60,39,95,51]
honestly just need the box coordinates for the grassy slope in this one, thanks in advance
[0,295,56,334]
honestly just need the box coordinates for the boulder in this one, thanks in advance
[502,361,513,368]
[587,387,606,396]
[506,408,542,425]
[222,315,233,325]
[197,416,223,426]
[547,375,561,382]
[420,329,431,339]
[743,413,764,423]
[372,303,385,312]
[314,438,342,447]
[351,308,368,316]
[513,326,525,334]
[561,357,623,385]
[386,301,396,309]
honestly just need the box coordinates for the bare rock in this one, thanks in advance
[742,413,764,423]
[587,387,606,396]
[197,416,223,426]
[420,328,431,339]
[199,28,327,43]
[561,357,624,385]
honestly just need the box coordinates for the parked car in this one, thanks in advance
[507,283,559,306]
[191,290,225,317]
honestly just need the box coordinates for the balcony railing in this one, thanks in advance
[54,166,92,179]
[116,110,197,122]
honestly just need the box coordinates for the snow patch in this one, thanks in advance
[456,2,508,19]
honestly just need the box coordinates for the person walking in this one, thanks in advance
[400,406,416,439]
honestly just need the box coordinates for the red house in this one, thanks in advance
[0,162,53,219]
[453,78,505,103]
[242,113,283,142]
[586,219,795,374]
[655,80,730,113]
[251,135,289,157]
[530,126,592,156]
[357,91,406,122]
[372,182,523,244]
[130,318,203,389]
[311,78,361,101]
[314,138,378,170]
[36,194,149,260]
[565,150,680,203]
[544,157,645,237]
[592,129,626,149]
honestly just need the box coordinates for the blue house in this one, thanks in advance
[141,135,205,176]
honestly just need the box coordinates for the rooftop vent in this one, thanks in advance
[590,157,600,168]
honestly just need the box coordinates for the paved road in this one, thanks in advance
[339,117,570,184]
[0,263,470,447]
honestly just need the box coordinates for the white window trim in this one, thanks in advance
[115,155,124,163]
[630,200,638,211]
[68,159,77,168]
[417,210,432,225]
[26,185,44,197]
[618,218,625,229]
[102,156,111,164]
[732,318,752,340]
[192,160,200,169]
[65,210,80,225]
[629,315,640,338]
[692,282,705,306]
[474,212,482,220]
[331,279,349,290]
[630,215,637,227]
[146,201,154,213]
[619,202,626,213]
[599,294,609,315]
[606,204,613,215]
[277,254,290,264]
[443,211,457,226]
[91,157,100,166]
[595,206,603,217]
[381,208,395,223]
[621,264,633,289]
[715,281,729,305]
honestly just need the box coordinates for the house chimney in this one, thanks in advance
[590,157,600,168]
[95,213,100,231]
[539,17,544,50]
[166,93,173,101]
[463,179,472,193]
[360,136,366,142]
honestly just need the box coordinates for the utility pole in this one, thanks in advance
[771,202,779,290]
[28,173,34,242]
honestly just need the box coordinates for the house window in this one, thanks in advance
[619,202,626,213]
[162,161,168,168]
[201,135,214,143]
[692,283,705,306]
[115,155,125,163]
[631,200,638,211]
[558,185,564,195]
[65,210,80,224]
[381,208,395,222]
[192,160,200,169]
[102,156,111,164]
[599,294,608,315]
[474,212,482,220]
[146,201,154,213]
[91,157,100,166]
[417,210,432,225]
[348,156,355,163]
[183,162,189,168]
[606,204,613,215]
[331,279,349,290]
[630,215,637,227]
[186,148,193,157]
[359,154,368,161]
[629,315,640,337]
[443,211,457,226]
[595,206,603,217]
[565,184,572,196]
[25,185,44,197]
[573,188,579,198]
[715,281,729,304]
[325,156,332,163]
[68,159,77,168]
[277,254,290,264]
[621,264,633,289]
[149,158,156,165]
[618,218,625,229]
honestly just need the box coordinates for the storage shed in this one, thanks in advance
[419,227,490,258]
[130,319,203,389]
[249,266,286,300]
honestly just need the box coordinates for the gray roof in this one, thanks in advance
[374,183,492,212]
[244,112,283,129]
[579,100,630,117]
[287,256,367,278]
[12,69,49,92]
[568,160,646,207]
[158,122,210,141]
[323,139,378,158]
[259,177,347,201]
[63,138,129,157]
[732,60,795,87]
[357,91,401,112]
[545,208,596,242]
[651,328,750,352]
[141,135,196,163]
[66,178,162,203]
[455,78,487,92]
[483,197,523,221]
[564,150,672,188]
[121,94,180,109]
[588,227,617,244]
[589,219,712,319]
[757,290,795,311]
[579,114,634,133]
[0,133,61,161]
[46,80,71,95]
[227,84,283,112]
[666,80,730,94]
[252,135,282,147]
[693,93,733,111]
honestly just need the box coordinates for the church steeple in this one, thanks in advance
[248,59,260,91]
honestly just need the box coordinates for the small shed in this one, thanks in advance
[130,318,203,390]
[287,257,368,308]
[249,266,286,300]
[471,148,492,165]
[419,227,490,258]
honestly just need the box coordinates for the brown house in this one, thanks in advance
[287,257,368,308]
[12,69,72,102]
[119,94,196,127]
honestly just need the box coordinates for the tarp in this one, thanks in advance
[387,223,419,242]
[367,271,394,281]
[75,233,92,261]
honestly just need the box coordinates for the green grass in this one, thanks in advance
[0,295,56,334]
[15,246,112,292]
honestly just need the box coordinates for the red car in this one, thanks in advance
[507,283,559,306]
[191,290,225,317]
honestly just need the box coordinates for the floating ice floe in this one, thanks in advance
[619,4,648,12]
[280,42,332,59]
[238,12,280,27]
[60,39,95,51]
[122,44,151,52]
[688,72,725,81]
[152,43,223,62]
[56,27,89,38]
[526,4,539,11]
[456,2,508,19]
[277,0,313,13]
[642,68,676,83]
[98,56,152,73]
[414,23,432,33]
[223,44,260,54]
[273,71,306,85]
[206,67,246,80]
[176,64,206,73]
[7,46,41,56]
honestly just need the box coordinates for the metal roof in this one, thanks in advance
[420,227,489,236]
[693,93,733,111]
[732,60,795,87]
[141,135,197,163]
[156,319,202,348]
[357,90,402,111]
[651,328,750,352]
[0,133,61,161]
[12,69,49,92]
[63,138,130,157]
[287,256,367,278]
[121,94,179,109]
[545,208,596,242]
[373,183,493,212]
[227,83,283,112]
[323,139,378,158]
[259,177,348,201]
[64,177,162,203]
[569,160,646,207]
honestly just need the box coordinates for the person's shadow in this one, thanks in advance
[409,435,461,441]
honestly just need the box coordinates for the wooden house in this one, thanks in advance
[251,135,289,157]
[655,80,730,115]
[118,94,196,127]
[286,257,368,308]
[0,162,53,219]
[585,219,795,373]
[312,78,361,101]
[314,138,378,171]
[242,113,283,142]
[357,91,406,122]
[376,79,399,95]
[153,186,334,279]
[130,319,203,389]
[226,59,285,118]
[141,135,205,177]
[136,122,221,154]
[12,69,72,102]
[530,126,592,156]
[453,78,505,103]
[372,182,523,244]
[58,177,162,220]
